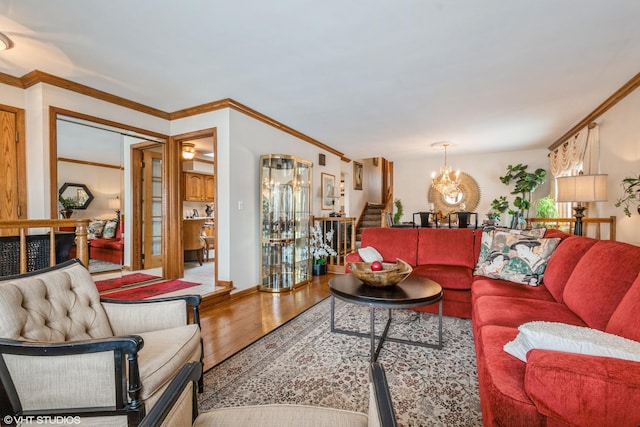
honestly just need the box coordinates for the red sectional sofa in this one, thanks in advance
[89,220,123,264]
[345,227,640,426]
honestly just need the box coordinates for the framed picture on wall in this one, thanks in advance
[353,161,363,190]
[321,173,336,210]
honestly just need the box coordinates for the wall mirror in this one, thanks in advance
[52,110,167,276]
[58,182,94,209]
[428,172,480,214]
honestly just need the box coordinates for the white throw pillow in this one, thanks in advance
[504,321,640,363]
[358,246,383,263]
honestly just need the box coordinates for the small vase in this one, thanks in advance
[60,209,73,219]
[509,212,520,229]
[312,263,327,276]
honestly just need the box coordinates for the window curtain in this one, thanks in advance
[549,123,602,222]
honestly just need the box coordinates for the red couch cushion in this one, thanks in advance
[417,228,476,267]
[471,276,555,304]
[360,228,418,266]
[542,235,598,303]
[562,240,640,330]
[472,296,586,330]
[413,264,472,290]
[606,272,640,341]
[525,349,640,427]
[475,325,545,427]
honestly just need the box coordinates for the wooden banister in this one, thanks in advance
[0,219,90,274]
[525,216,616,240]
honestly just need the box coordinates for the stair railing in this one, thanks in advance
[0,219,90,275]
[381,192,394,227]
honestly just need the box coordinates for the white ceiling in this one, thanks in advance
[1,1,639,161]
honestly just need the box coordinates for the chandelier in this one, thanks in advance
[431,143,461,198]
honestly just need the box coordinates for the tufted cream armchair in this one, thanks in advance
[0,259,203,426]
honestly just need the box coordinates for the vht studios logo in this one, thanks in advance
[3,415,81,425]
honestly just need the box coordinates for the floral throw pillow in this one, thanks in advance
[102,219,119,238]
[475,233,560,286]
[87,219,106,240]
[475,226,547,270]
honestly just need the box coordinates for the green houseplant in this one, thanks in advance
[393,199,404,224]
[500,164,547,227]
[615,174,640,217]
[535,196,559,218]
[487,196,509,222]
[59,197,78,218]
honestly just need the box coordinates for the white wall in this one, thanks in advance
[393,148,551,226]
[227,109,342,291]
[345,158,383,219]
[597,86,640,245]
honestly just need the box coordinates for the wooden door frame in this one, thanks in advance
[1,104,27,221]
[170,128,217,283]
[48,107,173,274]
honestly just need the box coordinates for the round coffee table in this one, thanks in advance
[329,273,443,362]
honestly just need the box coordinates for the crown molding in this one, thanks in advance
[548,71,640,151]
[2,69,343,158]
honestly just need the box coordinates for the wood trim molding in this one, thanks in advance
[21,70,170,119]
[5,69,344,160]
[58,157,124,170]
[549,71,640,151]
[227,98,344,158]
[171,98,344,158]
[0,71,24,88]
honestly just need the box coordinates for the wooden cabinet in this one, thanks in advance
[204,175,215,200]
[183,172,214,201]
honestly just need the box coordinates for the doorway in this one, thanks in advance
[50,108,168,275]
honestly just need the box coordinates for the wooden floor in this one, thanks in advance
[199,274,333,371]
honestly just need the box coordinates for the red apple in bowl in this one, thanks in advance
[370,261,383,271]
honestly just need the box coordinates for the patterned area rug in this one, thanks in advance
[199,298,482,426]
[101,279,200,300]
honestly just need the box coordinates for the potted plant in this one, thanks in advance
[487,196,509,224]
[615,174,640,217]
[500,164,547,228]
[309,223,338,275]
[59,197,77,218]
[393,199,404,224]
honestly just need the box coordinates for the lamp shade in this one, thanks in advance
[108,198,121,210]
[556,174,608,202]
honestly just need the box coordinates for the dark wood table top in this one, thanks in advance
[329,273,442,309]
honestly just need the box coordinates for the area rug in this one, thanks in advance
[102,279,201,300]
[95,273,160,292]
[88,259,122,274]
[199,298,482,427]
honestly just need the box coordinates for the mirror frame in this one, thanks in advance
[58,182,94,209]
[49,107,177,277]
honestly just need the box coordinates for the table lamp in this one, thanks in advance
[108,197,121,219]
[556,172,607,236]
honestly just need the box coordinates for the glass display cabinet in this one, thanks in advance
[260,154,312,292]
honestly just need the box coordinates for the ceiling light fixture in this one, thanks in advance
[0,32,13,51]
[431,142,461,198]
[182,143,196,160]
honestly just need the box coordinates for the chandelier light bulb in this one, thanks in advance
[431,143,462,198]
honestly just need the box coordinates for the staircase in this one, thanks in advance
[356,203,385,245]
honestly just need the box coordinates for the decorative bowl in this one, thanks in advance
[348,259,413,288]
